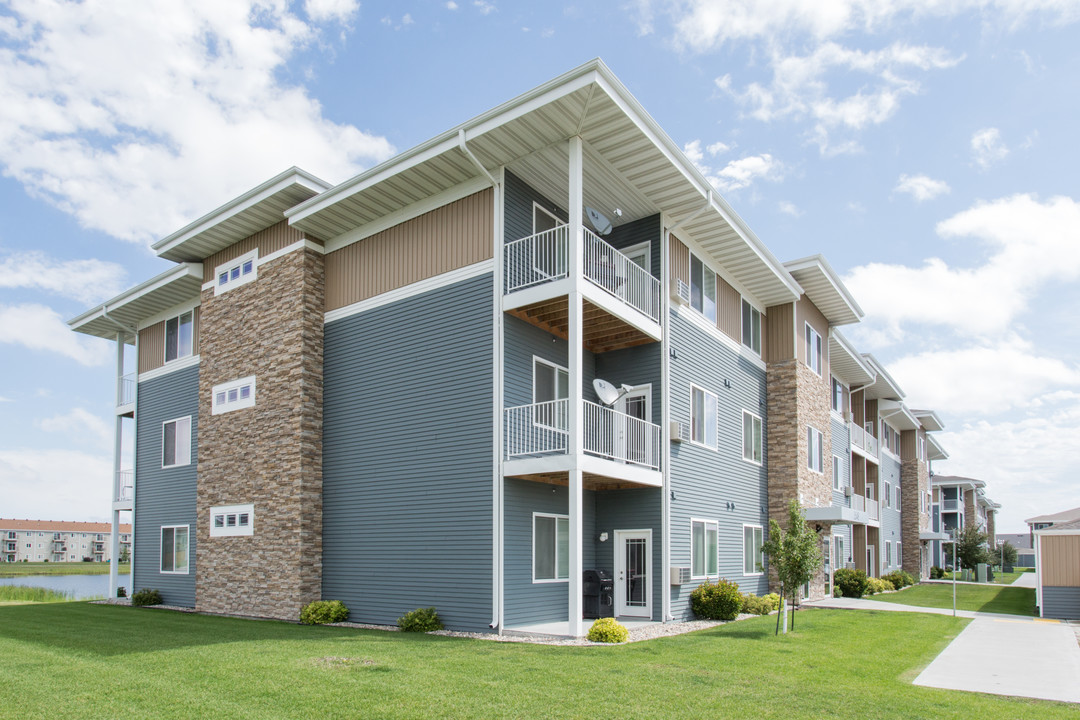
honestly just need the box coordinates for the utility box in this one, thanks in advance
[977,563,988,583]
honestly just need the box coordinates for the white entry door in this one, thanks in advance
[615,529,652,618]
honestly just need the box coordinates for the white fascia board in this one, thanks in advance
[862,353,906,400]
[153,167,330,256]
[68,263,203,331]
[784,254,865,322]
[912,409,946,432]
[829,329,876,382]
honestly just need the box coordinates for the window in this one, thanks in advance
[742,411,762,464]
[215,250,258,295]
[210,504,254,537]
[164,311,194,363]
[884,482,892,508]
[622,241,651,273]
[533,358,568,429]
[831,377,844,414]
[804,323,822,375]
[692,520,718,578]
[896,541,902,567]
[741,300,761,355]
[533,202,562,234]
[832,455,843,490]
[806,426,824,473]
[162,416,192,468]
[918,436,926,461]
[689,252,717,323]
[743,525,764,575]
[690,385,718,449]
[160,525,189,574]
[895,485,901,509]
[212,376,256,415]
[834,535,845,568]
[533,513,569,582]
[885,541,892,567]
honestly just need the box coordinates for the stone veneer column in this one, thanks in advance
[766,359,833,600]
[900,458,929,578]
[964,488,976,530]
[195,247,324,619]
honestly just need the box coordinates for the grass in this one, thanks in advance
[0,562,129,577]
[942,570,1022,584]
[0,585,79,604]
[0,603,1073,719]
[868,583,1037,616]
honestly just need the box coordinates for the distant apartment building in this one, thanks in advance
[928,475,1000,568]
[1,519,131,563]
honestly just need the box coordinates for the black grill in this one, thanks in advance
[583,569,614,619]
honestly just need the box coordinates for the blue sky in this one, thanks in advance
[1,0,1078,533]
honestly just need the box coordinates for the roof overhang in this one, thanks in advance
[286,58,803,308]
[878,400,920,431]
[68,263,204,343]
[784,255,864,326]
[152,167,330,262]
[913,409,946,432]
[828,330,875,387]
[803,505,874,526]
[920,531,951,541]
[932,475,983,490]
[862,354,905,400]
[926,434,949,461]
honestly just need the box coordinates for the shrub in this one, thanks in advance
[300,600,349,625]
[740,592,781,615]
[587,617,629,643]
[833,586,843,598]
[834,568,869,598]
[130,588,163,607]
[398,607,443,632]
[116,586,127,598]
[882,570,915,589]
[865,577,893,595]
[930,566,946,579]
[690,578,743,621]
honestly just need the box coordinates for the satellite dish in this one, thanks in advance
[585,207,613,236]
[593,378,621,406]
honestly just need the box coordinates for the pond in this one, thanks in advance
[0,573,131,600]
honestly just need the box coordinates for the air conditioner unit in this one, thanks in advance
[673,279,691,305]
[670,420,690,443]
[670,566,692,585]
[844,486,853,498]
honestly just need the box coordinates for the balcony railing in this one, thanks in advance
[848,421,879,457]
[116,470,134,502]
[503,399,661,470]
[504,227,661,323]
[118,372,136,407]
[942,498,959,511]
[852,494,880,521]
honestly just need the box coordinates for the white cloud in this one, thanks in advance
[0,0,394,245]
[304,0,360,24]
[894,173,951,202]
[684,140,784,193]
[474,0,496,14]
[0,303,111,365]
[707,141,732,156]
[37,408,113,446]
[0,448,113,523]
[971,127,1009,168]
[403,13,414,25]
[446,1,459,8]
[845,193,1080,342]
[778,200,802,217]
[0,251,127,303]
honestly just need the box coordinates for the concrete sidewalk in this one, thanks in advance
[1011,571,1038,588]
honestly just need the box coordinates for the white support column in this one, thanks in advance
[109,332,123,599]
[567,135,584,637]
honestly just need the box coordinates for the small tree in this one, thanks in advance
[761,499,822,634]
[997,540,1017,568]
[953,525,991,571]
[119,546,130,563]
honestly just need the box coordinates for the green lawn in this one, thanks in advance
[0,586,77,603]
[869,583,1037,616]
[0,562,129,577]
[942,570,1021,584]
[0,603,1073,719]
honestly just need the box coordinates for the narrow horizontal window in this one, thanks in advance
[209,504,254,537]
[214,250,258,295]
[212,376,256,415]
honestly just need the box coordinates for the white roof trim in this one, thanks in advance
[913,409,946,432]
[863,353,906,400]
[829,329,876,385]
[69,263,204,338]
[784,254,864,325]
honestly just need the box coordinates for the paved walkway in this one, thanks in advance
[805,596,1080,704]
[1011,571,1038,588]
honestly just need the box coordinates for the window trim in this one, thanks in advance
[691,518,719,579]
[807,425,824,474]
[741,299,762,356]
[833,533,846,569]
[211,376,256,415]
[804,322,822,376]
[532,202,563,234]
[210,503,255,538]
[689,384,719,450]
[896,541,902,568]
[532,512,569,583]
[214,249,258,296]
[742,410,763,465]
[163,310,194,364]
[621,240,651,275]
[161,416,192,469]
[832,454,843,491]
[160,524,190,575]
[895,485,901,510]
[743,524,764,576]
[830,376,845,416]
[689,251,717,323]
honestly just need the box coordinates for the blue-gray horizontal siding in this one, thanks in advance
[879,454,902,572]
[595,344,662,425]
[322,273,494,632]
[1042,587,1080,620]
[668,310,769,620]
[504,171,566,244]
[830,417,851,508]
[606,214,661,281]
[594,488,663,621]
[504,316,595,408]
[134,365,199,607]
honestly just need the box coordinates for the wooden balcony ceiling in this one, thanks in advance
[506,470,651,491]
[507,297,654,353]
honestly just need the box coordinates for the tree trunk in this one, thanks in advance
[775,585,783,636]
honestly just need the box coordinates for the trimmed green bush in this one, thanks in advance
[398,607,443,632]
[690,578,742,621]
[833,568,869,598]
[116,586,127,598]
[740,592,781,615]
[930,566,946,579]
[833,586,843,598]
[865,577,893,595]
[587,617,629,643]
[882,570,915,589]
[300,600,349,625]
[130,588,163,607]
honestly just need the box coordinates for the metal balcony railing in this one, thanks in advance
[849,421,879,457]
[118,372,136,407]
[116,470,134,502]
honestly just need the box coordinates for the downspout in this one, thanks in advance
[660,217,672,622]
[667,191,712,237]
[459,129,497,187]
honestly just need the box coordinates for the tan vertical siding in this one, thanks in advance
[203,220,309,282]
[717,276,741,342]
[324,189,493,312]
[138,322,165,374]
[852,457,866,494]
[852,389,865,427]
[901,430,917,461]
[669,234,689,292]
[865,400,878,436]
[1042,535,1080,586]
[764,302,794,363]
[795,296,829,372]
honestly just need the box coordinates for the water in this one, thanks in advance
[0,573,131,600]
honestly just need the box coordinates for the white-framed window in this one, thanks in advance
[691,519,718,578]
[834,535,846,568]
[689,252,717,323]
[532,202,563,234]
[743,524,764,575]
[741,299,762,356]
[831,377,844,414]
[532,357,568,430]
[210,504,254,538]
[804,323,822,376]
[896,541,902,566]
[533,513,569,582]
[885,541,892,567]
[164,310,194,363]
[832,454,843,490]
[884,482,892,508]
[621,241,651,274]
[918,436,926,461]
[690,385,718,449]
[215,249,258,295]
[806,425,824,473]
[212,376,256,415]
[742,410,763,465]
[162,416,192,469]
[895,485,901,509]
[160,525,189,574]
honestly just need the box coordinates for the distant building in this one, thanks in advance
[1,519,131,563]
[1026,506,1080,548]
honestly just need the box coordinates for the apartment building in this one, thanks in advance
[68,60,978,634]
[929,475,1000,568]
[1,519,131,563]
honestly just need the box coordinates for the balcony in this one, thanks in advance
[851,494,880,522]
[503,227,662,353]
[115,470,133,504]
[117,372,136,415]
[849,422,879,461]
[942,498,960,511]
[503,399,662,489]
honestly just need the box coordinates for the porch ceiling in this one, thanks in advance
[506,470,657,492]
[506,297,656,354]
